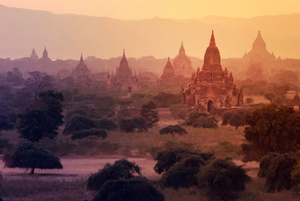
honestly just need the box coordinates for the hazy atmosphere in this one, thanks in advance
[1,1,300,201]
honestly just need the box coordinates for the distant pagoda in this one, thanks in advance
[158,57,176,86]
[72,54,91,88]
[106,50,141,93]
[173,42,194,77]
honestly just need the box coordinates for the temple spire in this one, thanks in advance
[179,41,185,55]
[122,49,126,58]
[210,30,216,46]
[80,53,84,63]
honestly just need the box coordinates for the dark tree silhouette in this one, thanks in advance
[159,125,187,136]
[3,142,63,174]
[87,159,141,191]
[0,114,14,131]
[243,103,300,161]
[197,158,251,201]
[71,128,107,140]
[17,90,64,142]
[93,178,165,201]
[118,116,147,133]
[140,101,159,128]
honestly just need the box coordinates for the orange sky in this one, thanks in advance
[0,0,299,19]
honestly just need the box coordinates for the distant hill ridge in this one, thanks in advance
[0,4,299,60]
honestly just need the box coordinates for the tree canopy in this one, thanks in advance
[140,101,159,128]
[159,125,187,136]
[243,103,300,161]
[3,142,63,174]
[17,90,64,142]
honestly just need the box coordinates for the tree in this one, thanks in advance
[222,109,250,130]
[71,128,107,140]
[140,101,159,128]
[25,71,52,100]
[87,159,141,191]
[243,103,300,161]
[154,148,214,189]
[185,111,208,126]
[3,142,63,174]
[17,90,64,142]
[159,125,187,136]
[118,116,147,133]
[197,158,251,201]
[93,178,165,201]
[258,153,298,192]
[192,116,218,129]
[63,115,99,135]
[264,93,275,102]
[245,97,254,106]
[0,114,14,131]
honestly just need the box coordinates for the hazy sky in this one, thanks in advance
[0,0,299,19]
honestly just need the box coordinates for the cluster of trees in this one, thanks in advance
[87,159,165,201]
[185,111,218,129]
[154,148,251,201]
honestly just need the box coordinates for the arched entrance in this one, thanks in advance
[207,100,213,112]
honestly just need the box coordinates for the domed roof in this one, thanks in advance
[252,31,266,51]
[203,31,221,69]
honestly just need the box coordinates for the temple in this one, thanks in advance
[173,42,194,77]
[182,31,243,113]
[72,54,91,87]
[158,57,176,86]
[30,48,39,60]
[243,31,276,63]
[106,50,141,93]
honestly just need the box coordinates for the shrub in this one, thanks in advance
[192,116,218,129]
[87,159,141,191]
[0,114,14,131]
[185,111,208,126]
[63,115,99,135]
[291,159,300,186]
[159,125,187,136]
[98,119,118,131]
[118,116,147,133]
[140,101,159,128]
[197,158,251,201]
[222,109,250,129]
[93,178,165,201]
[257,152,280,178]
[71,128,107,140]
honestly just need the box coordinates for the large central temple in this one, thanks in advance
[182,31,243,113]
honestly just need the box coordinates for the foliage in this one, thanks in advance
[291,159,300,186]
[71,128,107,140]
[160,155,206,189]
[262,154,298,192]
[98,119,118,131]
[154,148,214,175]
[257,152,280,178]
[169,104,187,119]
[140,101,159,128]
[185,111,208,126]
[222,109,250,129]
[192,116,218,129]
[272,95,285,105]
[0,114,14,131]
[3,142,63,174]
[63,115,99,134]
[159,125,187,136]
[118,116,147,133]
[264,93,275,102]
[17,90,64,142]
[243,103,300,161]
[87,159,141,191]
[197,158,251,201]
[64,109,87,121]
[245,97,254,106]
[93,178,165,201]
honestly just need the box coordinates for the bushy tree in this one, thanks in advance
[154,148,214,189]
[197,158,251,201]
[93,178,165,201]
[63,115,98,134]
[98,119,118,131]
[71,128,107,140]
[222,109,250,129]
[87,159,141,191]
[159,125,187,136]
[118,116,147,133]
[0,114,14,131]
[245,97,254,106]
[185,111,208,126]
[243,103,300,161]
[140,101,159,128]
[257,152,280,178]
[192,116,218,129]
[291,159,300,186]
[259,153,298,192]
[3,142,63,174]
[17,90,64,142]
